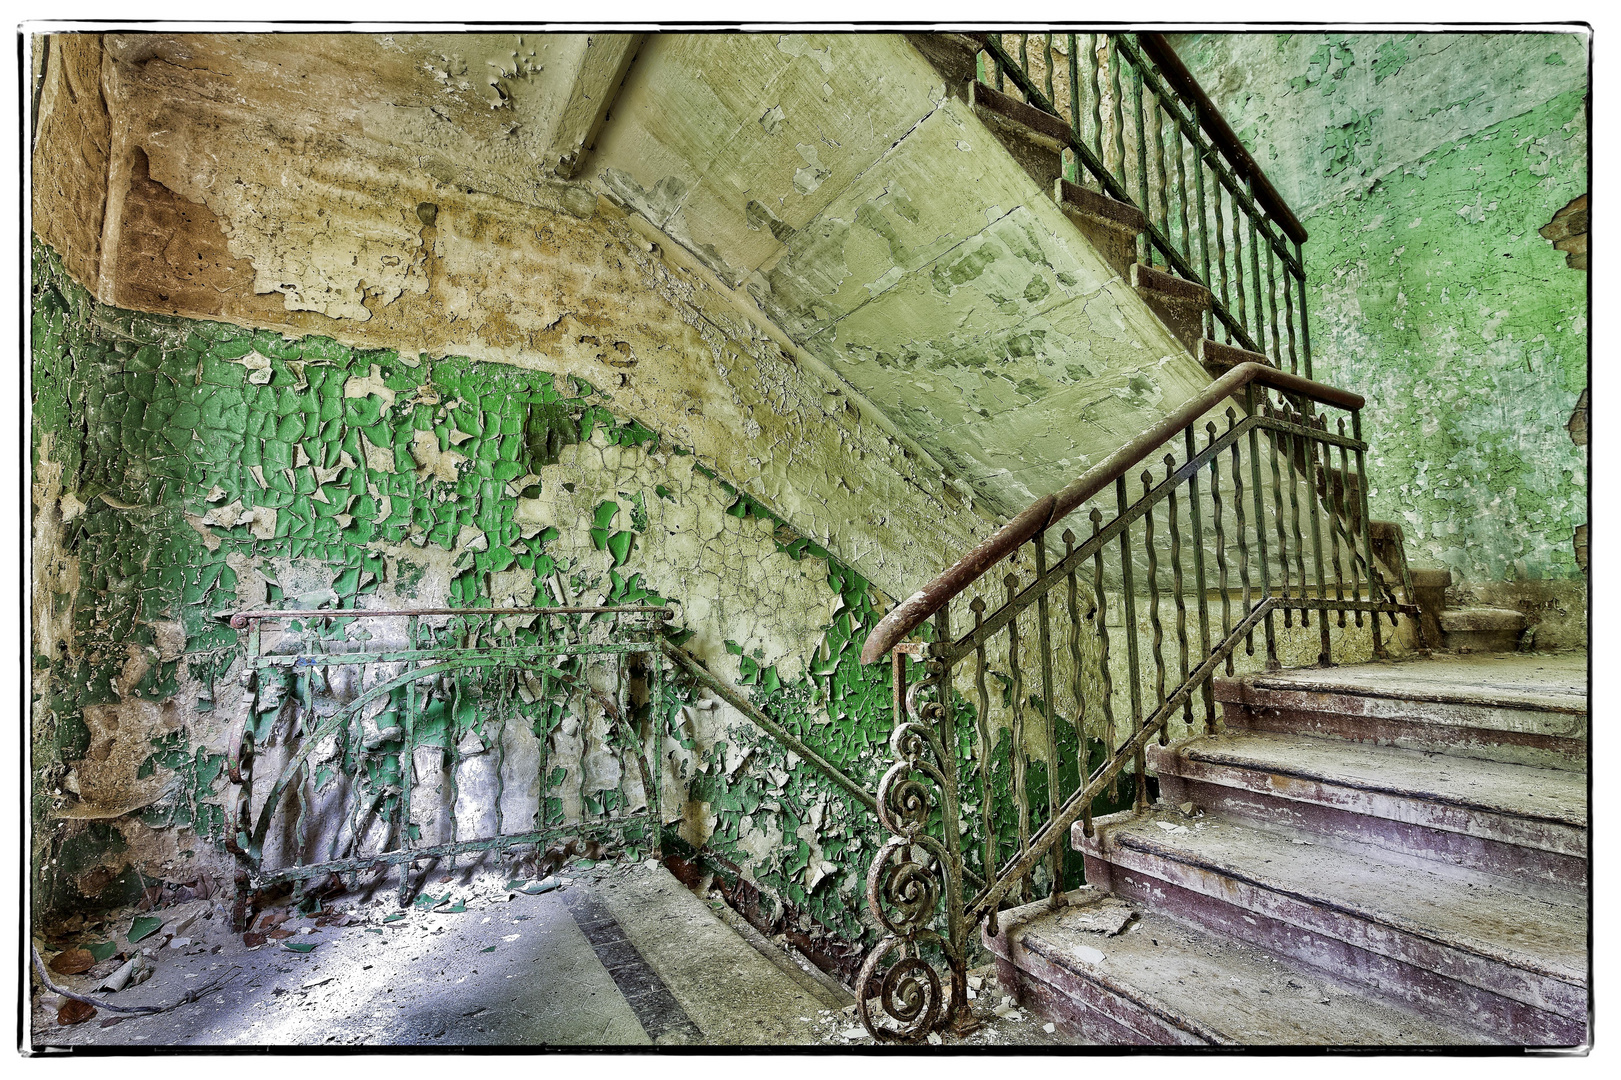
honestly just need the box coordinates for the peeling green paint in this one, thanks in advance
[1174,32,1588,582]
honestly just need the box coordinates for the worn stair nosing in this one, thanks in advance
[1054,177,1145,234]
[1081,816,1586,1018]
[1130,262,1212,306]
[1152,734,1587,837]
[969,80,1072,150]
[1218,672,1587,718]
[1084,854,1583,1045]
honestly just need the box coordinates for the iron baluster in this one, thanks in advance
[1266,401,1294,629]
[1338,418,1365,628]
[1043,33,1055,109]
[1265,238,1285,372]
[1212,180,1233,343]
[1184,426,1217,732]
[1282,259,1301,375]
[1089,34,1105,170]
[1152,96,1171,254]
[1004,570,1032,903]
[1067,34,1082,162]
[1089,507,1116,819]
[1207,421,1233,674]
[1231,199,1248,345]
[1296,239,1314,379]
[1246,385,1281,667]
[1300,414,1335,664]
[970,596,997,936]
[1063,528,1087,771]
[1282,402,1313,632]
[1227,409,1254,656]
[1115,477,1147,812]
[1141,471,1168,741]
[1353,410,1387,657]
[1032,538,1065,907]
[1165,455,1193,730]
[1249,211,1268,364]
[1109,40,1127,209]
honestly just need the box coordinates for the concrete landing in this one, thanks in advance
[31,862,833,1048]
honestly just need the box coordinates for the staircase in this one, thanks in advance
[846,34,1586,1050]
[984,651,1588,1046]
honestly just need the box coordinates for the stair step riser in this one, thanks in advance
[1076,838,1585,1032]
[989,941,1211,1045]
[1219,693,1586,773]
[1080,854,1583,1046]
[1156,774,1586,888]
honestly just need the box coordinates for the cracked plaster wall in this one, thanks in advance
[1171,32,1588,589]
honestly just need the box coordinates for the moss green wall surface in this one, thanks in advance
[1172,32,1588,582]
[33,240,1116,945]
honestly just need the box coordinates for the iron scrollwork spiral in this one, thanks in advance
[856,659,967,1041]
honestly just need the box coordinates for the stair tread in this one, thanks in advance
[1003,889,1491,1045]
[1237,653,1587,715]
[1170,730,1587,827]
[1098,811,1587,985]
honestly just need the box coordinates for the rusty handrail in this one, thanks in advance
[860,362,1363,664]
[1134,33,1307,246]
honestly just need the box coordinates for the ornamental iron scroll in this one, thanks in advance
[856,640,978,1041]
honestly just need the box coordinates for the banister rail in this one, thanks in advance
[1133,33,1306,247]
[854,359,1414,1041]
[861,363,1363,665]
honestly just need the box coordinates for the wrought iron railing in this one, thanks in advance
[974,32,1311,376]
[854,363,1418,1040]
[222,605,671,923]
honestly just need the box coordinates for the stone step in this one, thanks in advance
[1148,730,1586,885]
[984,887,1493,1046]
[1075,810,1587,1045]
[1197,337,1272,374]
[1214,653,1587,772]
[1054,178,1144,281]
[1440,606,1528,654]
[968,80,1068,188]
[1131,264,1211,355]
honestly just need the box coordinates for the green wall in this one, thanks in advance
[33,240,1109,944]
[1172,32,1588,582]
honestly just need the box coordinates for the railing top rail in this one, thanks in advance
[1132,33,1308,247]
[221,605,675,629]
[860,362,1363,663]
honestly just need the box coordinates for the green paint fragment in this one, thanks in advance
[128,916,163,943]
[283,941,317,953]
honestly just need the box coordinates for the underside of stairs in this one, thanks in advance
[908,35,1271,381]
[984,651,1589,1047]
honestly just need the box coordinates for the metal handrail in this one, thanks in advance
[1134,33,1306,246]
[861,362,1363,664]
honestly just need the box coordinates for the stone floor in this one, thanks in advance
[30,858,1067,1049]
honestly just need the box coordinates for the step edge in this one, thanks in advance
[1103,821,1587,989]
[1159,739,1588,831]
